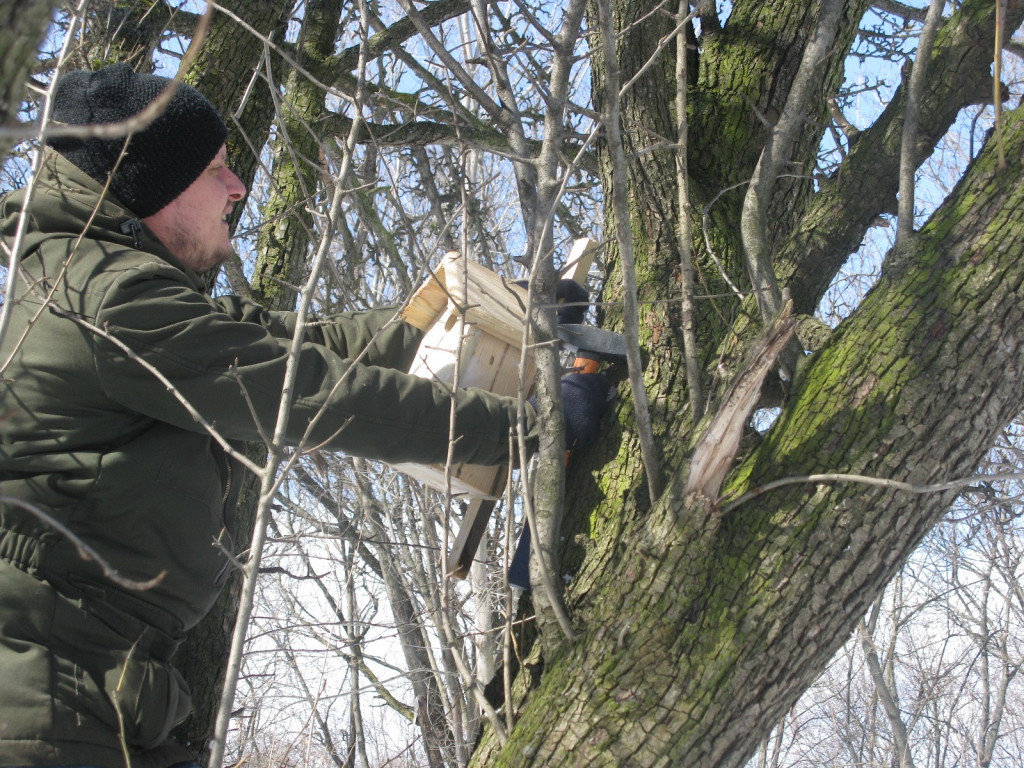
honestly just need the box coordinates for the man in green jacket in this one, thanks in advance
[0,63,609,767]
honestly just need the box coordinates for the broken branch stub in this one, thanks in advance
[686,303,797,499]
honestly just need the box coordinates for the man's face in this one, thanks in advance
[142,145,246,272]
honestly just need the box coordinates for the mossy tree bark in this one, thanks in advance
[248,0,343,310]
[470,0,1024,766]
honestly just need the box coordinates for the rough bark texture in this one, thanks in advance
[469,0,1024,766]
[10,0,1024,764]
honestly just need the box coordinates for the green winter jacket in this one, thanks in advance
[0,151,531,767]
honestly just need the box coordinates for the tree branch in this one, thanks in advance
[740,0,845,325]
[329,0,473,74]
[781,0,1024,316]
[0,495,166,591]
[675,0,703,423]
[722,471,1024,513]
[897,0,945,244]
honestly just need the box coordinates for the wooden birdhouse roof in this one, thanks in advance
[399,251,530,348]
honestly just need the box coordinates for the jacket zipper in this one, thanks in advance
[120,218,143,248]
[215,450,235,585]
[221,450,233,506]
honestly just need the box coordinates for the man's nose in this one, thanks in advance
[225,168,246,201]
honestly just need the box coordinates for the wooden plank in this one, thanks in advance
[447,257,530,348]
[392,459,506,499]
[446,497,498,579]
[400,260,452,331]
[561,237,599,284]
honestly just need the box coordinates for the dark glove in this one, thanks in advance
[514,278,590,326]
[555,279,589,326]
[562,372,612,449]
[530,373,612,451]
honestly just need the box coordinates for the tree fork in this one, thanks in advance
[469,96,1024,768]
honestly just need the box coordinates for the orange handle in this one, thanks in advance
[571,355,601,376]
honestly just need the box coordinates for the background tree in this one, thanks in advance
[0,0,58,160]
[3,1,1024,767]
[750,422,1024,768]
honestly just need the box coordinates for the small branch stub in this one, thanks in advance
[686,302,797,499]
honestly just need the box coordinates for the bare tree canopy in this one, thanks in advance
[2,1,1023,766]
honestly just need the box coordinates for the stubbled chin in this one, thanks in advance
[183,245,233,274]
[213,244,235,267]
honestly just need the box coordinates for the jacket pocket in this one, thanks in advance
[103,647,193,750]
[49,582,193,752]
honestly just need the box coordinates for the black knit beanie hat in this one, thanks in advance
[47,63,228,217]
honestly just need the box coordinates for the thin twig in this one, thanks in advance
[720,471,1024,514]
[114,640,141,768]
[0,496,166,591]
[206,1,354,109]
[391,0,504,120]
[50,309,261,474]
[502,443,517,733]
[0,7,214,145]
[597,0,663,503]
[858,619,916,768]
[994,0,1008,170]
[0,0,86,353]
[438,607,509,743]
[619,4,699,99]
[701,180,749,301]
[675,0,704,423]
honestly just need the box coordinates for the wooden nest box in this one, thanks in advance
[394,251,534,499]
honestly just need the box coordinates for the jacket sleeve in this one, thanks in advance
[208,295,422,373]
[93,265,532,466]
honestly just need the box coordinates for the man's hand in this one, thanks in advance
[556,372,612,450]
[515,278,591,326]
[554,279,589,326]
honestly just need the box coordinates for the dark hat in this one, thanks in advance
[47,63,228,217]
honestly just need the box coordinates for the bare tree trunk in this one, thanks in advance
[170,1,306,756]
[0,0,57,159]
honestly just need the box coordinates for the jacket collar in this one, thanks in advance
[1,150,207,292]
